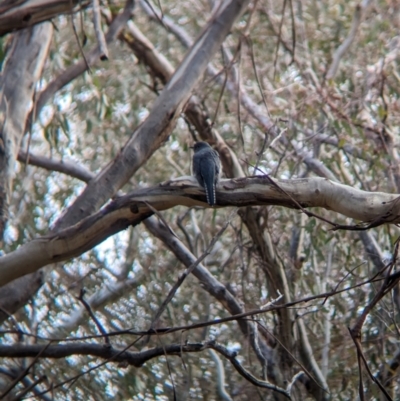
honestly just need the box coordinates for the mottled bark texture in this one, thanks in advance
[0,23,52,321]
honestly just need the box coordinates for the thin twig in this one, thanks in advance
[69,0,91,73]
[77,289,110,345]
[144,201,178,238]
[11,375,46,401]
[273,0,287,80]
[349,328,393,401]
[211,48,229,128]
[288,0,296,63]
[246,35,270,119]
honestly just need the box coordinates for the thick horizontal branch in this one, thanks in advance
[0,176,399,287]
[0,341,207,367]
[0,341,290,398]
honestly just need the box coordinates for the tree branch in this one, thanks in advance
[1,176,400,286]
[0,341,291,398]
[120,20,245,178]
[0,342,207,367]
[140,0,278,137]
[92,0,108,60]
[51,0,250,232]
[326,0,373,80]
[17,151,94,183]
[0,0,89,36]
[33,0,135,120]
[144,214,274,366]
[0,22,52,236]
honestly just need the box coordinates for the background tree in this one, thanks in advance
[0,0,400,400]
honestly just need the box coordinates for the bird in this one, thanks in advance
[192,141,221,206]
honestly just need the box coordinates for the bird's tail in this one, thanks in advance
[202,164,216,206]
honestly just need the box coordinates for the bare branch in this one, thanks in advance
[119,21,244,179]
[145,213,290,379]
[92,0,109,60]
[140,0,278,136]
[0,23,52,236]
[34,0,135,119]
[208,349,233,401]
[149,209,236,329]
[0,342,207,367]
[0,341,291,398]
[144,215,252,337]
[2,272,395,343]
[0,0,90,36]
[1,176,400,286]
[211,342,291,399]
[17,151,94,183]
[77,289,110,345]
[52,0,250,232]
[326,0,373,80]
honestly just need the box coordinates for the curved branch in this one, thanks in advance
[17,151,94,182]
[208,349,233,401]
[0,176,399,286]
[211,343,291,399]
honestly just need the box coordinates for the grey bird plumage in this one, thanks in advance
[192,141,221,206]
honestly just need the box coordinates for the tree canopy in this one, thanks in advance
[0,0,400,400]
